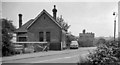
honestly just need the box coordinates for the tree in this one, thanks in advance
[56,16,70,31]
[66,33,77,48]
[2,19,16,56]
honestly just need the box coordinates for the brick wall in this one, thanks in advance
[78,33,95,47]
[27,13,62,50]
[28,13,61,43]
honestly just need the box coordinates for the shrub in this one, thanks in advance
[2,19,16,56]
[87,41,120,65]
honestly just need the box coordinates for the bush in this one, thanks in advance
[86,41,120,65]
[2,19,16,56]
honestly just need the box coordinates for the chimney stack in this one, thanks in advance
[83,29,86,34]
[52,5,57,20]
[18,14,22,28]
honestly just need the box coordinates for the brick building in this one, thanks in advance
[78,29,95,47]
[15,5,67,50]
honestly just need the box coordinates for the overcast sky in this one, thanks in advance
[2,2,118,37]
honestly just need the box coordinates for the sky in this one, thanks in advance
[1,1,118,37]
[118,1,120,37]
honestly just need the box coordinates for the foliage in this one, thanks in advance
[93,38,106,46]
[56,16,70,31]
[87,40,120,65]
[66,33,77,47]
[2,18,16,56]
[118,37,120,47]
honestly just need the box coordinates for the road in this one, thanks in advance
[2,47,96,65]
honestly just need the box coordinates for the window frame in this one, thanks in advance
[46,32,50,42]
[39,32,44,42]
[18,36,27,42]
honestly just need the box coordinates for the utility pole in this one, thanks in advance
[114,19,116,42]
[113,12,117,42]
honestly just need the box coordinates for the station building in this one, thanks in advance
[15,5,67,50]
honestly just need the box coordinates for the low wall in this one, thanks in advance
[12,42,48,53]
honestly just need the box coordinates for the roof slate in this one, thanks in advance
[15,19,34,32]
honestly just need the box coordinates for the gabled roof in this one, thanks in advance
[27,9,62,29]
[15,19,34,32]
[15,9,62,32]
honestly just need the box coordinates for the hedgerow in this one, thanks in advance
[87,41,120,65]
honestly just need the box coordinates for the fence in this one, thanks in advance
[12,42,49,54]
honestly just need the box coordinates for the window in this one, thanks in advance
[18,37,27,42]
[39,32,44,42]
[46,32,50,42]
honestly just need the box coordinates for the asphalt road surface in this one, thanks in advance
[2,47,96,65]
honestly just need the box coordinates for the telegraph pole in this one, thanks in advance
[113,12,117,42]
[114,19,116,42]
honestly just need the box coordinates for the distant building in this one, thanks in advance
[78,29,95,47]
[15,5,67,50]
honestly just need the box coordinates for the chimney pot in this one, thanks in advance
[52,5,57,20]
[83,29,86,34]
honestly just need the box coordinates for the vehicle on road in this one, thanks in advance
[70,41,79,49]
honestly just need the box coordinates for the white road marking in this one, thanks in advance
[32,55,79,63]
